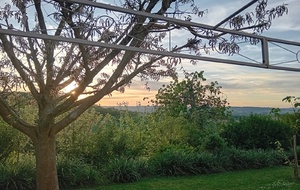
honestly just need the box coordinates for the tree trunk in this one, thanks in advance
[293,135,299,179]
[34,132,59,190]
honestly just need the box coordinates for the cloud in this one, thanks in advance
[100,84,157,106]
[265,0,300,31]
[212,67,300,107]
[1,0,299,108]
[53,0,300,108]
[0,0,9,4]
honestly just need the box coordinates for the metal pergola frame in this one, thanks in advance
[0,0,299,72]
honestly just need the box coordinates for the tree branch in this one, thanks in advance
[0,31,39,99]
[0,96,36,140]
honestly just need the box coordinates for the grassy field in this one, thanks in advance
[74,167,300,190]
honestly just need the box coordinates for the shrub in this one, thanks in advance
[57,157,102,189]
[105,158,147,183]
[148,145,222,176]
[221,114,293,150]
[149,144,286,177]
[0,120,31,161]
[144,113,190,155]
[56,108,103,161]
[193,152,224,174]
[201,133,227,153]
[0,159,35,190]
[218,148,286,170]
[0,121,17,161]
[280,112,300,144]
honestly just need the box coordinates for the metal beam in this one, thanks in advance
[63,0,300,46]
[0,28,299,72]
[0,0,299,72]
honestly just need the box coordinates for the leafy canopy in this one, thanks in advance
[154,71,228,126]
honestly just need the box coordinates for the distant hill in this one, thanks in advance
[103,106,297,117]
[229,107,296,117]
[102,106,156,113]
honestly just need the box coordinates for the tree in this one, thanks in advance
[0,0,288,189]
[282,96,300,179]
[154,71,228,127]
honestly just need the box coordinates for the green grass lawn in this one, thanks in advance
[74,167,300,190]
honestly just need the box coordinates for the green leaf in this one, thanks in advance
[282,96,294,103]
[294,102,300,108]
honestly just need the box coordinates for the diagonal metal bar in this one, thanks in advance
[213,0,258,29]
[0,28,299,72]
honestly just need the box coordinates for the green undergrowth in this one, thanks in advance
[74,167,300,190]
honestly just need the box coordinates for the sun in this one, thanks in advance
[62,82,87,100]
[63,82,77,94]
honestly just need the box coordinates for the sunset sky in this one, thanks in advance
[0,0,299,108]
[100,0,300,108]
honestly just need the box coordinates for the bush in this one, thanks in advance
[149,144,286,177]
[193,152,224,174]
[56,108,103,161]
[221,114,293,150]
[105,158,147,183]
[218,148,286,170]
[148,145,222,176]
[201,133,226,153]
[0,121,18,161]
[0,159,35,190]
[280,112,300,144]
[57,157,102,189]
[144,113,190,155]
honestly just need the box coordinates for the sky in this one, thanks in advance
[100,0,300,108]
[0,0,299,108]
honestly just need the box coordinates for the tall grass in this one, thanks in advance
[0,108,297,189]
[0,156,35,190]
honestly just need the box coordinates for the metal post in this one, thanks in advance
[261,38,269,67]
